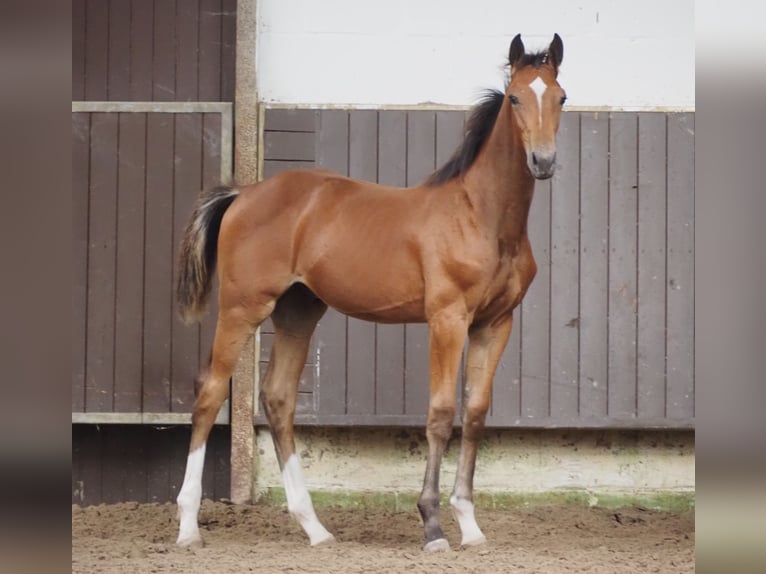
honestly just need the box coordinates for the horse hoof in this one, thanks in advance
[176,535,204,548]
[310,532,336,546]
[461,534,487,547]
[423,538,450,552]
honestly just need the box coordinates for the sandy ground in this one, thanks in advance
[72,500,694,573]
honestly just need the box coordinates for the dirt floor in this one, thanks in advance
[72,500,694,573]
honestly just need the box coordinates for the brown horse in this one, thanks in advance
[175,33,566,551]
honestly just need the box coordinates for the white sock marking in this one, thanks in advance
[176,445,206,546]
[529,76,547,127]
[450,495,486,546]
[282,454,335,545]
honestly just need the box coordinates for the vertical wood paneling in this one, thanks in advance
[315,110,349,416]
[198,0,222,101]
[72,114,90,412]
[72,0,86,101]
[171,114,204,412]
[666,113,695,419]
[220,0,237,102]
[404,111,435,416]
[74,0,235,103]
[130,0,154,101]
[375,111,408,415]
[637,113,668,419]
[608,113,639,418]
[176,0,200,101]
[153,0,177,101]
[107,0,132,100]
[84,0,108,101]
[346,111,378,416]
[143,114,175,412]
[86,113,118,412]
[521,178,551,420]
[579,112,609,418]
[549,112,581,419]
[73,426,230,505]
[113,113,146,412]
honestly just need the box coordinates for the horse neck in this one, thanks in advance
[463,102,535,243]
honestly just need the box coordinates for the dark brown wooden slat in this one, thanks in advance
[122,431,149,503]
[262,161,315,179]
[76,425,103,505]
[114,113,146,413]
[72,0,86,100]
[666,113,695,420]
[265,109,320,132]
[637,112,668,419]
[607,112,639,418]
[211,426,231,501]
[86,113,118,412]
[146,426,173,503]
[107,0,131,100]
[153,0,176,101]
[199,113,223,367]
[130,0,154,101]
[72,113,90,412]
[220,0,237,102]
[176,0,200,101]
[172,113,204,412]
[578,112,609,418]
[101,428,127,503]
[84,0,108,100]
[198,0,222,101]
[346,110,378,416]
[520,175,551,420]
[404,111,435,416]
[315,110,349,416]
[549,112,581,419]
[143,113,175,412]
[375,110,407,415]
[264,131,316,161]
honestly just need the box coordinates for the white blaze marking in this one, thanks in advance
[283,454,335,545]
[176,445,206,546]
[529,76,547,127]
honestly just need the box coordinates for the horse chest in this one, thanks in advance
[475,249,536,321]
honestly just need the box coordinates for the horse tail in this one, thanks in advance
[176,185,239,324]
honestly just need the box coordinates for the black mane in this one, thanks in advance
[424,50,548,187]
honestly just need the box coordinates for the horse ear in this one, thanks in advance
[548,33,563,70]
[508,34,525,69]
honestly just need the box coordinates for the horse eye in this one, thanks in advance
[560,96,567,105]
[509,95,519,105]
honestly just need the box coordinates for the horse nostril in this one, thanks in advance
[532,152,538,166]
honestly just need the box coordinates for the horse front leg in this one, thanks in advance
[418,306,469,552]
[450,314,514,547]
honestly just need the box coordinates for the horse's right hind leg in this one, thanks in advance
[176,304,270,547]
[260,284,334,546]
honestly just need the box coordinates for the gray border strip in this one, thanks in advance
[72,404,229,425]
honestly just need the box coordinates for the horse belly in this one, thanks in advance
[301,254,427,323]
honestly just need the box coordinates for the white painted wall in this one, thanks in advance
[256,0,694,109]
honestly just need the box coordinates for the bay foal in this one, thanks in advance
[175,34,566,551]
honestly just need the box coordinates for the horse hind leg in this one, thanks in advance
[176,302,272,547]
[260,284,334,546]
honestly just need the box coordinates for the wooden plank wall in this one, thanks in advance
[72,0,236,102]
[258,108,695,429]
[72,111,223,414]
[72,425,230,504]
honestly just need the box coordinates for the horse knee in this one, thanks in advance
[427,405,455,442]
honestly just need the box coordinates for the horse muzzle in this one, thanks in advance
[529,150,556,180]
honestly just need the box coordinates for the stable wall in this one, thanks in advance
[254,428,694,506]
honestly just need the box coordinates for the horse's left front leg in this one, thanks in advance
[418,306,469,552]
[450,314,514,547]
